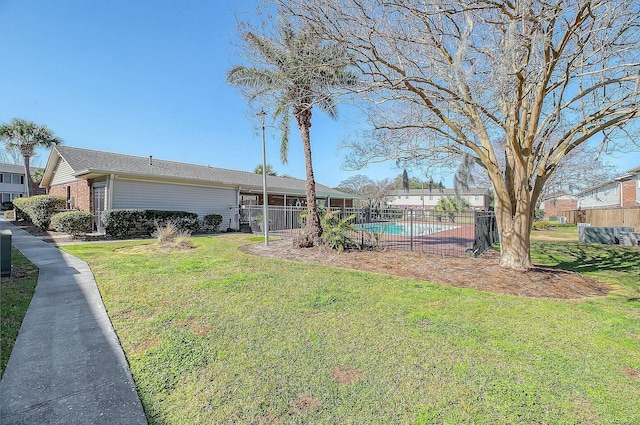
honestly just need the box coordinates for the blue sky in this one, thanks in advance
[0,0,399,188]
[1,0,637,188]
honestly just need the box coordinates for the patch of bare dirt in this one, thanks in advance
[623,367,640,382]
[331,366,365,385]
[10,265,31,278]
[289,395,321,414]
[241,240,611,300]
[114,243,195,254]
[256,413,280,425]
[130,338,160,354]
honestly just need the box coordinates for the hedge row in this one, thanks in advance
[102,209,200,239]
[50,211,94,236]
[12,195,67,229]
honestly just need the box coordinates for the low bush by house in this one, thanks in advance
[102,209,199,239]
[203,214,223,232]
[532,221,576,231]
[50,211,94,236]
[12,195,66,230]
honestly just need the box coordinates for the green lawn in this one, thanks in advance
[63,234,640,424]
[531,223,579,242]
[1,248,38,377]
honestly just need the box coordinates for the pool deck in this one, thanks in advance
[272,222,476,256]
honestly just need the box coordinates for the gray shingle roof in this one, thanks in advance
[51,146,352,198]
[0,163,43,174]
[0,163,26,174]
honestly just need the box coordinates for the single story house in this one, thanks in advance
[385,188,491,210]
[40,146,358,231]
[540,193,578,219]
[577,165,640,209]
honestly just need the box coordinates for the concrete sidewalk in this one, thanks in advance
[0,219,147,424]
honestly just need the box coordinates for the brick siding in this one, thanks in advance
[621,179,639,207]
[49,180,92,212]
[543,198,577,218]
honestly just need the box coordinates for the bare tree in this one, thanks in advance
[0,146,23,165]
[459,143,617,203]
[283,0,640,269]
[335,174,376,194]
[336,174,395,208]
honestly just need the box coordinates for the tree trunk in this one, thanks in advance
[494,189,534,270]
[293,108,323,248]
[23,155,32,197]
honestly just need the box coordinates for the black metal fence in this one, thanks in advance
[240,205,498,257]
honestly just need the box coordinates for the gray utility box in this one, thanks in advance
[579,226,635,245]
[1,230,11,277]
[619,232,640,247]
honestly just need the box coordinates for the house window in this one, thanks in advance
[475,195,479,201]
[2,174,22,184]
[1,193,20,202]
[405,196,409,199]
[429,195,433,200]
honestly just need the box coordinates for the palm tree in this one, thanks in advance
[0,118,62,196]
[254,164,278,176]
[435,196,469,223]
[227,16,357,247]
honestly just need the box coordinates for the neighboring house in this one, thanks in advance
[0,163,27,206]
[577,165,640,209]
[40,146,358,231]
[541,194,578,219]
[0,163,45,206]
[385,188,491,210]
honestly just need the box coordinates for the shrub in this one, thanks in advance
[153,221,178,244]
[204,214,223,232]
[533,209,545,222]
[50,211,94,236]
[532,220,554,230]
[549,215,558,222]
[320,209,358,252]
[152,221,193,247]
[103,209,199,239]
[12,195,66,229]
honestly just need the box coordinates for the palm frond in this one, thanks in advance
[227,66,279,90]
[274,103,291,164]
[243,32,287,70]
[316,96,338,120]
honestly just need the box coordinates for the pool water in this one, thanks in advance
[357,222,456,236]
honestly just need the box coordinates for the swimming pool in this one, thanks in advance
[356,222,457,236]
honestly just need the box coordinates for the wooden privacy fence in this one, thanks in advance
[557,207,640,229]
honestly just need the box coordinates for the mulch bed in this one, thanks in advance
[241,240,611,300]
[10,219,611,300]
